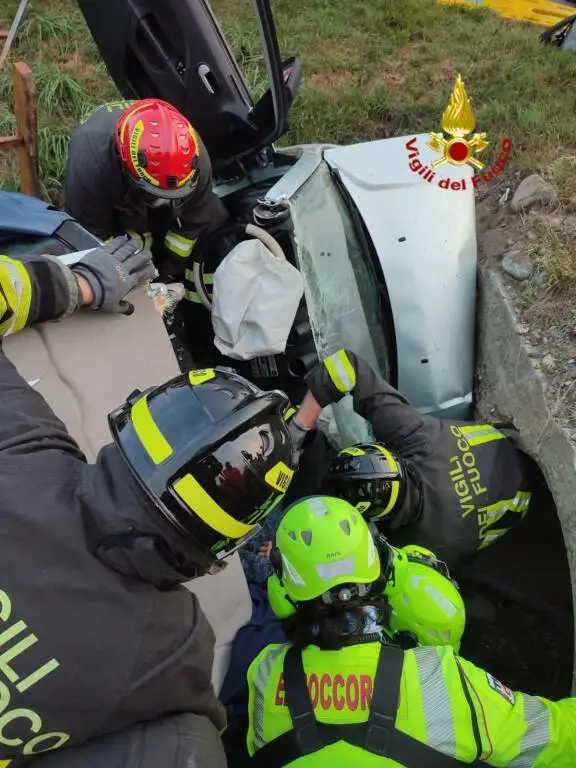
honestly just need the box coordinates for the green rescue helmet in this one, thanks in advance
[108,367,296,575]
[384,544,465,651]
[268,496,382,618]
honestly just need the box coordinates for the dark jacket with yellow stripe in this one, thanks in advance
[306,349,533,569]
[0,256,226,764]
[63,102,229,267]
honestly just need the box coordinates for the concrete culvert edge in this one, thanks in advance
[475,266,576,693]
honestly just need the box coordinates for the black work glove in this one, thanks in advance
[72,236,157,315]
[305,348,358,408]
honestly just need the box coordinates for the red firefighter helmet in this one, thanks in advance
[115,99,200,201]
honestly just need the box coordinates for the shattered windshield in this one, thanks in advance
[290,162,393,447]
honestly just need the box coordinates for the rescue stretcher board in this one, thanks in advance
[439,0,576,27]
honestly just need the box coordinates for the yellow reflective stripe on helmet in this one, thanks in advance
[129,120,160,188]
[341,446,365,457]
[373,443,399,473]
[324,349,356,394]
[188,369,215,385]
[264,462,294,493]
[373,443,400,517]
[0,759,12,767]
[173,474,256,539]
[0,256,32,336]
[459,425,506,447]
[118,101,143,144]
[130,396,173,464]
[165,231,197,258]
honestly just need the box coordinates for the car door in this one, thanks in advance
[77,0,300,169]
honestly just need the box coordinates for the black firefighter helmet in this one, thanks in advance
[108,367,296,573]
[321,443,407,524]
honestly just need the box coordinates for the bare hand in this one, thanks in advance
[258,541,273,559]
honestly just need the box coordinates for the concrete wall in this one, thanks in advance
[475,267,576,689]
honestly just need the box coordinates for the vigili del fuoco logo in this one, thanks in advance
[405,74,512,191]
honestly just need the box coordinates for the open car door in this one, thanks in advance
[77,0,301,169]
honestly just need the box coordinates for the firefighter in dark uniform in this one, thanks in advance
[63,98,232,366]
[0,247,299,766]
[289,348,534,570]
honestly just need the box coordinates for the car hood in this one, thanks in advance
[324,134,477,418]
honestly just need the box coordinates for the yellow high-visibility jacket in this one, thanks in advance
[247,640,576,767]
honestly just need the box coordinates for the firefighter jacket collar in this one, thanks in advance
[77,443,205,586]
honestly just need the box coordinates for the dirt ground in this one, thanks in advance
[471,175,576,697]
[475,169,576,435]
[460,395,574,698]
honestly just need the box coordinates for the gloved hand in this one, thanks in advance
[72,236,157,315]
[287,418,313,466]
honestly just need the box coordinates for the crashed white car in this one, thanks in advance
[0,0,478,693]
[74,0,478,442]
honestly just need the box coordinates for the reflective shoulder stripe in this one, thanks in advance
[164,230,197,258]
[324,349,356,394]
[414,646,458,758]
[477,491,532,549]
[130,395,173,465]
[250,646,288,751]
[508,696,551,768]
[459,424,506,447]
[0,257,32,337]
[173,473,256,540]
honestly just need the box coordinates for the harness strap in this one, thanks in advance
[250,643,490,767]
[283,646,323,755]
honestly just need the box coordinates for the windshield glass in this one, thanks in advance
[289,161,394,447]
[209,0,270,102]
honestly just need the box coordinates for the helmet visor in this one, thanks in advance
[165,417,293,559]
[129,172,199,203]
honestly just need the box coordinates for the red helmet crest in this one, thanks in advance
[116,99,200,199]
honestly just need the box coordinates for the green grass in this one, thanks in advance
[1,0,576,216]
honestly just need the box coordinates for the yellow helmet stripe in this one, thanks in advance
[131,396,173,465]
[373,444,400,517]
[188,369,215,385]
[373,443,399,473]
[173,474,256,539]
